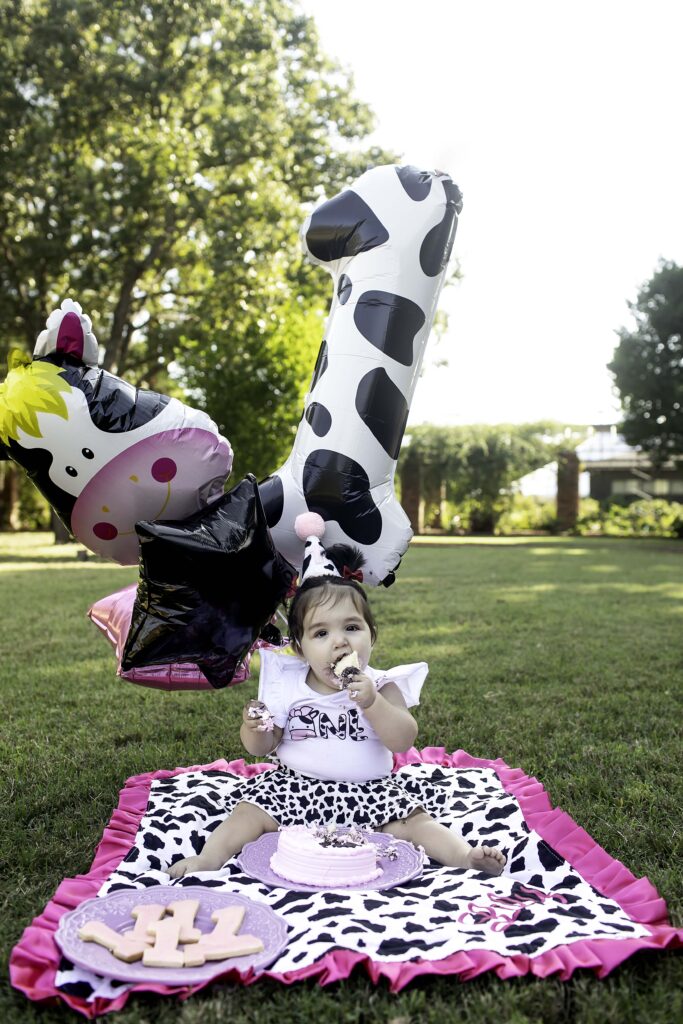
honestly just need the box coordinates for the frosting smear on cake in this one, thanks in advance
[270,825,382,887]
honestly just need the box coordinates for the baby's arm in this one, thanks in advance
[240,701,283,756]
[357,680,418,753]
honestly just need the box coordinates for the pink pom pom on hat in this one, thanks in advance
[294,511,326,541]
[294,511,340,583]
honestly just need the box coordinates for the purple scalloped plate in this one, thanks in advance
[237,830,424,892]
[54,886,289,984]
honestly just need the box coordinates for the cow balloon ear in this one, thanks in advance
[33,299,100,367]
[258,165,462,586]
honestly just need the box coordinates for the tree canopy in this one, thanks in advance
[0,0,394,479]
[400,422,566,532]
[609,260,683,465]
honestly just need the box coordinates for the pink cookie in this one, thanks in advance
[183,906,264,966]
[78,921,148,963]
[143,918,184,969]
[124,903,165,944]
[166,899,202,943]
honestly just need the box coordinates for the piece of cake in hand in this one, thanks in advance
[270,824,382,887]
[246,698,275,732]
[332,650,360,687]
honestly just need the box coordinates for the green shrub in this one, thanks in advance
[576,497,602,535]
[497,494,557,534]
[445,498,475,534]
[576,497,683,538]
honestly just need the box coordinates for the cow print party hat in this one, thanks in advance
[294,512,341,583]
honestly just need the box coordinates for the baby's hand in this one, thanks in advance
[344,672,377,711]
[243,699,275,732]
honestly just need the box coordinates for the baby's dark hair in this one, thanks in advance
[287,543,377,653]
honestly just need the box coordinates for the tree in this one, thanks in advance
[400,423,561,533]
[609,260,683,463]
[0,0,394,481]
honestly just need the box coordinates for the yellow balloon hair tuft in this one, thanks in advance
[0,355,72,446]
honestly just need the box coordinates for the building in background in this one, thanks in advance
[516,462,590,499]
[577,425,683,501]
[517,425,683,503]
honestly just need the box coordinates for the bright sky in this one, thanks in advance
[299,0,683,428]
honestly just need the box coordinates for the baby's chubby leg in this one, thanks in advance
[167,801,278,879]
[381,812,506,876]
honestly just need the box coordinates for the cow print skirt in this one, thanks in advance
[236,763,424,830]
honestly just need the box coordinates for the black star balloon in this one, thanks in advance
[121,475,295,687]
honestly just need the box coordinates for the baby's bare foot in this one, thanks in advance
[468,845,506,876]
[167,854,223,879]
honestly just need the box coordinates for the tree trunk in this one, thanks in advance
[102,231,172,373]
[422,477,443,531]
[439,479,448,528]
[400,457,422,533]
[470,506,496,534]
[51,510,71,544]
[101,265,141,373]
[0,462,20,530]
[556,450,580,531]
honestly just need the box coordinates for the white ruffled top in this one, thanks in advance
[257,649,428,783]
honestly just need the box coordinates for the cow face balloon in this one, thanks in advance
[0,313,232,564]
[259,164,463,586]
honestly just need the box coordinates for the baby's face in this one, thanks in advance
[299,591,373,689]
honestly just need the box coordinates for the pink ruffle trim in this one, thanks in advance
[10,750,683,1017]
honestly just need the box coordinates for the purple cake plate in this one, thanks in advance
[237,830,424,892]
[54,885,289,984]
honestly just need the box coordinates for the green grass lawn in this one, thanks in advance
[1,532,681,1023]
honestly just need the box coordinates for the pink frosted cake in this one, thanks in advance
[270,825,382,887]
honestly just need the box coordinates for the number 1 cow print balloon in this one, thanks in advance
[259,165,463,585]
[0,302,232,565]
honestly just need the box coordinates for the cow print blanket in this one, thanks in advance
[55,761,647,1003]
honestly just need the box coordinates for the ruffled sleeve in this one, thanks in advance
[257,649,307,728]
[370,662,428,708]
